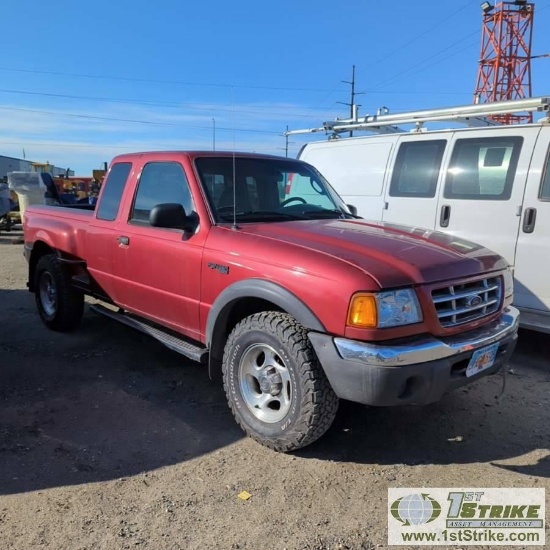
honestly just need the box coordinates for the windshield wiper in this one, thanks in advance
[218,210,309,222]
[301,209,350,219]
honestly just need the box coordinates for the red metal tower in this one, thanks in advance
[474,1,535,123]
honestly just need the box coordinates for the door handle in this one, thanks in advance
[522,207,537,234]
[440,205,451,228]
[118,236,130,246]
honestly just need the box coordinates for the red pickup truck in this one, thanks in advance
[23,151,519,451]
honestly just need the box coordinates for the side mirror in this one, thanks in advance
[346,204,358,217]
[149,203,197,232]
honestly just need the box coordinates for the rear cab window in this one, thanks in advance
[444,136,523,200]
[96,163,132,221]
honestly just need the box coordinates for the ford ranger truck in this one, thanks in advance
[23,151,519,452]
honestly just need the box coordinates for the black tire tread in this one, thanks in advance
[223,311,339,452]
[35,254,84,332]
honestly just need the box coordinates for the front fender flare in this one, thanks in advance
[205,278,326,349]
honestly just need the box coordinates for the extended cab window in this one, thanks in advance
[130,162,193,224]
[96,162,132,221]
[444,136,523,200]
[389,140,446,198]
[540,148,550,200]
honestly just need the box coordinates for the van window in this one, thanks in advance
[96,162,132,221]
[540,148,550,201]
[389,140,446,198]
[444,137,523,200]
[130,162,193,224]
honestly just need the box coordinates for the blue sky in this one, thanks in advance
[1,0,549,174]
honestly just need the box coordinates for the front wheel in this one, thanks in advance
[222,312,339,452]
[34,254,84,331]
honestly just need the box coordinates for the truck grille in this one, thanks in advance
[431,276,502,328]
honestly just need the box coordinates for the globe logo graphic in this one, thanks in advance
[391,493,441,526]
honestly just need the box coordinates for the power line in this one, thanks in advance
[362,0,479,73]
[369,31,480,91]
[0,105,282,135]
[0,85,472,110]
[0,66,337,94]
[313,1,479,114]
[0,87,330,119]
[0,140,282,153]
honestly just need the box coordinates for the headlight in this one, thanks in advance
[347,289,423,329]
[503,268,514,298]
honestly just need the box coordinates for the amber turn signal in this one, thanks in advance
[347,294,377,328]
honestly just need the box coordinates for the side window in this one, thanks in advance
[389,140,446,198]
[130,162,193,224]
[540,147,550,200]
[444,136,523,200]
[96,162,132,221]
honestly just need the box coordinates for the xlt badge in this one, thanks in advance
[207,262,230,275]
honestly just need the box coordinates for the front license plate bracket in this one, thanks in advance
[465,342,500,377]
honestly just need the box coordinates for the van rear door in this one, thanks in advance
[382,134,451,229]
[513,126,550,321]
[435,127,540,266]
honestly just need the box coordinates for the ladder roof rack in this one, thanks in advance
[285,96,550,137]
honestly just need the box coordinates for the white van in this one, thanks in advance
[294,99,550,332]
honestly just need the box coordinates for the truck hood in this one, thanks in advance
[239,219,508,288]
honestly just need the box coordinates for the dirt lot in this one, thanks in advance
[1,229,549,549]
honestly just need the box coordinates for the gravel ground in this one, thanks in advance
[1,229,549,549]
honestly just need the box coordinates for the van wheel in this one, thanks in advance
[222,312,339,452]
[35,254,84,331]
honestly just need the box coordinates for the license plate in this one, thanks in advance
[466,342,499,377]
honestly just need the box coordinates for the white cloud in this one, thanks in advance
[0,99,328,172]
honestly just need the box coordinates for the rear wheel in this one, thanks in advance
[222,312,339,452]
[35,254,84,331]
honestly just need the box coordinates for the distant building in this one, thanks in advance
[0,154,73,182]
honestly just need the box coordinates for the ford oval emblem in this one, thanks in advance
[466,294,483,308]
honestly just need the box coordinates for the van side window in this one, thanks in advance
[540,148,550,200]
[130,162,193,224]
[389,140,446,198]
[444,137,523,200]
[96,162,132,221]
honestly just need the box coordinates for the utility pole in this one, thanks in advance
[284,125,291,157]
[280,126,294,157]
[338,65,364,137]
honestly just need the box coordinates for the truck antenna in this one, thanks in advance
[231,86,238,230]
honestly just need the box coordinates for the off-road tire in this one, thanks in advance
[35,254,84,331]
[222,312,339,452]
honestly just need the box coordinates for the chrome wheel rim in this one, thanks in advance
[238,343,292,423]
[39,272,57,317]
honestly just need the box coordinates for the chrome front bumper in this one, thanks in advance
[334,306,520,367]
[308,307,519,406]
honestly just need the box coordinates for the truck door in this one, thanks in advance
[112,160,206,342]
[86,162,133,303]
[382,134,451,230]
[435,127,539,266]
[513,126,550,320]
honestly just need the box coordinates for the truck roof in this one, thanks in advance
[110,151,296,163]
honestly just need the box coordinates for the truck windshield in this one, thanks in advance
[195,157,353,223]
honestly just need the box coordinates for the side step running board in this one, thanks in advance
[91,304,209,364]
